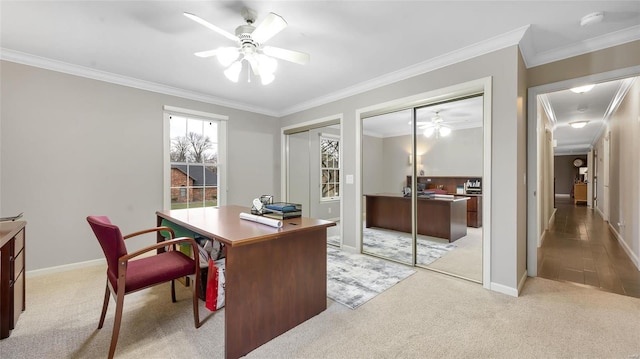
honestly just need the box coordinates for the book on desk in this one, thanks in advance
[253,202,302,219]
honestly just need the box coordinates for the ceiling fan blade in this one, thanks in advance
[184,12,238,42]
[251,12,287,44]
[194,49,219,58]
[263,46,310,65]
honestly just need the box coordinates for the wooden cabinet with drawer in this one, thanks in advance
[0,221,26,339]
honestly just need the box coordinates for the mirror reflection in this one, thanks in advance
[362,96,484,282]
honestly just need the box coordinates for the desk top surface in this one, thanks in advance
[0,221,26,248]
[364,193,469,202]
[156,205,335,247]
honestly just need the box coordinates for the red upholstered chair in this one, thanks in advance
[87,216,201,359]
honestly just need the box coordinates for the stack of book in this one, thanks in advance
[262,202,302,219]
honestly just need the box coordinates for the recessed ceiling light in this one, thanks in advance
[580,11,604,27]
[570,84,595,93]
[570,121,588,129]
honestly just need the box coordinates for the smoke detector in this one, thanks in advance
[580,12,604,27]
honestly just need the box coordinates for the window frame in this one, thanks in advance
[163,106,228,209]
[319,133,341,202]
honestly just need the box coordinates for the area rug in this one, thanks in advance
[327,246,416,309]
[362,227,456,266]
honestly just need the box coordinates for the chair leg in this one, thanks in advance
[192,271,200,328]
[98,281,110,329]
[171,279,176,303]
[108,289,125,359]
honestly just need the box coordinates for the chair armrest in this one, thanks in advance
[123,226,175,240]
[120,237,199,263]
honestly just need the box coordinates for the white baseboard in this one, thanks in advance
[26,258,105,278]
[340,244,358,254]
[608,222,640,271]
[490,281,519,297]
[555,193,570,198]
[517,271,528,296]
[595,206,605,220]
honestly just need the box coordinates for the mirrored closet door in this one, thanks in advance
[361,96,484,283]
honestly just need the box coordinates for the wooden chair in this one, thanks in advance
[87,216,201,359]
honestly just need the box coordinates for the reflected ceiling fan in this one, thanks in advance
[184,8,310,85]
[417,111,452,138]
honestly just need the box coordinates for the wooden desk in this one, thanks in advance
[0,221,26,339]
[364,194,468,242]
[156,206,335,359]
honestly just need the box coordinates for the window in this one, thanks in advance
[164,107,227,210]
[320,135,340,200]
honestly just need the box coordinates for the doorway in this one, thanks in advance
[527,69,640,298]
[282,115,343,246]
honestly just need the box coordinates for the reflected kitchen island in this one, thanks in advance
[364,193,469,242]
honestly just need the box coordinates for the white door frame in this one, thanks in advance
[526,66,640,276]
[355,77,492,288]
[281,115,344,243]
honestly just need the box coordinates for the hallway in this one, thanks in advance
[538,196,640,298]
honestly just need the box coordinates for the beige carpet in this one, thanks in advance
[2,261,640,358]
[424,227,483,282]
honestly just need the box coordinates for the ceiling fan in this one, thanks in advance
[184,8,310,85]
[417,111,452,138]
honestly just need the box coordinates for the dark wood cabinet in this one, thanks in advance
[0,221,26,339]
[465,195,482,228]
[407,176,483,228]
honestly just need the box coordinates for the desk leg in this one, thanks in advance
[224,228,327,359]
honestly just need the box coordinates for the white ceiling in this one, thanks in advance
[1,1,639,153]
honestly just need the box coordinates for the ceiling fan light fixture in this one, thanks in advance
[570,121,588,129]
[217,47,240,67]
[439,126,452,137]
[570,84,595,93]
[423,127,435,138]
[224,61,243,82]
[257,54,278,75]
[261,72,275,85]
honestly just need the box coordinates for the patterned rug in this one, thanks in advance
[327,246,416,309]
[362,227,456,266]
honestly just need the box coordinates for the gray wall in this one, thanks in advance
[554,155,587,195]
[281,45,526,292]
[0,60,280,271]
[608,78,640,262]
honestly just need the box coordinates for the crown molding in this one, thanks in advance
[0,48,279,117]
[279,25,530,117]
[525,25,640,68]
[538,94,557,128]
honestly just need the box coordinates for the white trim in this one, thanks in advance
[524,25,640,68]
[26,258,105,278]
[356,77,492,290]
[526,65,640,278]
[490,281,519,297]
[163,105,229,121]
[1,48,279,117]
[609,222,640,271]
[281,26,527,116]
[517,271,528,296]
[280,113,344,246]
[163,107,228,208]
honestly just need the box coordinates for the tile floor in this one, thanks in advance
[537,196,640,298]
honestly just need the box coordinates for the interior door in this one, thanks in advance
[287,131,310,217]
